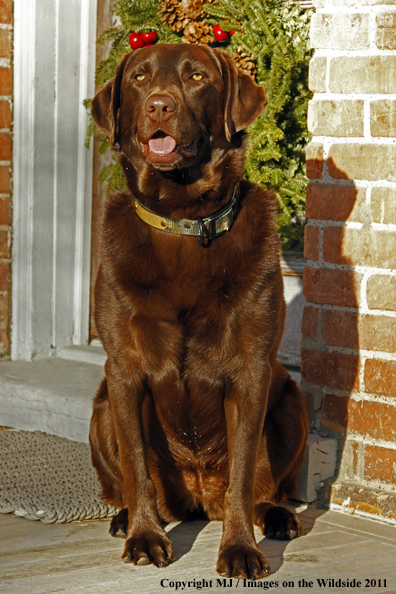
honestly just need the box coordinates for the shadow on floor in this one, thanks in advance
[165,505,325,574]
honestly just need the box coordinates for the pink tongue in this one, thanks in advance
[148,136,177,155]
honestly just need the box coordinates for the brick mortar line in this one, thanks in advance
[305,303,396,314]
[346,433,396,453]
[372,222,396,231]
[311,136,396,145]
[313,48,396,57]
[303,386,396,401]
[307,220,362,227]
[350,392,396,406]
[315,344,396,361]
[304,303,396,317]
[0,59,11,68]
[307,220,396,232]
[326,344,396,359]
[311,93,396,99]
[360,308,396,318]
[305,260,396,273]
[0,161,11,167]
[0,25,12,31]
[359,353,368,393]
[0,129,11,134]
[318,225,324,264]
[314,6,396,15]
[360,270,370,314]
[304,303,360,313]
[339,477,396,497]
[301,381,396,401]
[307,178,355,187]
[308,179,396,189]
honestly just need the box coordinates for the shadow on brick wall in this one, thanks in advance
[301,156,360,508]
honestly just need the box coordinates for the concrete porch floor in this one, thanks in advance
[1,506,396,594]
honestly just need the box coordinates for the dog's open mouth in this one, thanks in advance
[140,130,199,165]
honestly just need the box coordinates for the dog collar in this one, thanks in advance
[132,184,240,247]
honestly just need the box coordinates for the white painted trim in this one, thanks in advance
[51,0,60,354]
[12,0,37,361]
[12,0,97,360]
[73,0,97,345]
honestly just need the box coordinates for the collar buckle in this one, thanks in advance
[133,183,240,247]
[197,217,216,247]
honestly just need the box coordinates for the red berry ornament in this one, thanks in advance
[141,31,157,43]
[129,33,145,50]
[230,20,241,36]
[213,24,229,42]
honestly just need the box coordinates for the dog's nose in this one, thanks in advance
[145,94,176,122]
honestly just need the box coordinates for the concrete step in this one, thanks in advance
[0,354,104,443]
[57,340,107,367]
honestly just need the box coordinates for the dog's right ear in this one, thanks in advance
[213,49,267,142]
[91,53,131,147]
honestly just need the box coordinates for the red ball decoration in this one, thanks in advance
[129,32,145,50]
[213,24,229,42]
[141,31,157,44]
[228,21,241,36]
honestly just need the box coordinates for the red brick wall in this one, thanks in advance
[0,0,11,357]
[303,0,396,522]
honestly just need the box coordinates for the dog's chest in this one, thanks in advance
[128,290,237,455]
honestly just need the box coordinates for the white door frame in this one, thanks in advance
[12,0,97,360]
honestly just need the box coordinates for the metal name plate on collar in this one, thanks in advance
[133,184,240,247]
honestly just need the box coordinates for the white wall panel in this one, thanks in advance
[12,0,97,360]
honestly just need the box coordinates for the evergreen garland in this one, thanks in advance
[86,0,312,251]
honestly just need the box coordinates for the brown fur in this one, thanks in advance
[89,44,308,579]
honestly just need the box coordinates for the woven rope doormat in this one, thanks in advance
[0,429,119,524]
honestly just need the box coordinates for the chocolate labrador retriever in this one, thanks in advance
[89,44,308,580]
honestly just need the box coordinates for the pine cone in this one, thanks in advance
[159,0,186,33]
[182,22,214,44]
[183,22,200,43]
[158,0,215,44]
[232,46,257,78]
[181,0,205,20]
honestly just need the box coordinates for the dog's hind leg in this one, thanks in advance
[253,375,308,540]
[109,508,129,538]
[89,378,124,510]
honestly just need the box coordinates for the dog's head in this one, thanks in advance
[92,44,267,173]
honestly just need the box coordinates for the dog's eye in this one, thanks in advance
[191,74,203,81]
[135,74,146,81]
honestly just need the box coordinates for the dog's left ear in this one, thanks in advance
[213,49,267,142]
[91,53,131,146]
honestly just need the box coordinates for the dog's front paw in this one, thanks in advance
[257,504,302,540]
[122,529,175,568]
[217,544,270,580]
